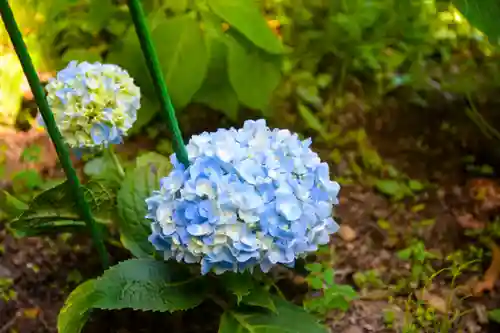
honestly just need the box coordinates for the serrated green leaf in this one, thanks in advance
[93,259,208,311]
[227,36,281,111]
[117,153,171,258]
[298,103,327,138]
[152,15,209,108]
[396,248,412,261]
[220,271,254,302]
[323,268,335,286]
[193,36,239,120]
[453,0,500,43]
[305,263,322,273]
[83,150,123,189]
[374,179,406,198]
[58,259,209,333]
[240,286,276,313]
[207,0,284,54]
[10,181,113,237]
[218,297,327,333]
[135,152,171,169]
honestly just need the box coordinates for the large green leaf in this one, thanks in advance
[240,286,276,313]
[453,0,500,43]
[10,181,114,237]
[220,271,255,302]
[193,35,239,120]
[57,280,100,333]
[227,36,282,111]
[207,0,284,54]
[152,15,210,108]
[107,14,208,129]
[117,153,171,258]
[58,259,209,333]
[83,149,124,189]
[218,297,328,333]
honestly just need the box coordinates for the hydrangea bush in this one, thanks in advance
[146,119,340,275]
[14,60,341,332]
[41,61,140,149]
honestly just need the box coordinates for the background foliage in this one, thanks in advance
[1,0,499,133]
[2,0,500,332]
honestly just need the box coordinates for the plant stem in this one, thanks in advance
[107,146,125,179]
[0,0,109,269]
[126,0,190,168]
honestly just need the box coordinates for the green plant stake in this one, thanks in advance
[0,0,109,269]
[127,0,189,167]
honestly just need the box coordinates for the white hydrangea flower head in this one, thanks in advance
[42,61,140,148]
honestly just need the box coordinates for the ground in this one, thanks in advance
[2,99,500,332]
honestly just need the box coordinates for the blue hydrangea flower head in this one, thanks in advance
[146,119,340,275]
[40,61,140,148]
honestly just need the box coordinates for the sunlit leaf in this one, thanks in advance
[193,35,239,120]
[227,36,281,111]
[453,0,500,43]
[207,0,284,54]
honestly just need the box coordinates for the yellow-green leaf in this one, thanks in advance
[207,0,284,54]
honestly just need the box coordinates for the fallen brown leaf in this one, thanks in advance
[468,178,500,214]
[473,239,500,295]
[339,225,357,242]
[419,290,448,314]
[456,213,485,230]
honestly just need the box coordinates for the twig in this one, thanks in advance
[0,313,18,333]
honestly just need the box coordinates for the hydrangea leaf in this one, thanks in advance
[240,286,276,313]
[227,36,282,111]
[207,0,284,54]
[10,181,113,237]
[220,271,255,302]
[152,15,209,108]
[57,280,100,333]
[58,259,209,333]
[193,35,239,120]
[93,259,209,311]
[117,153,171,258]
[218,297,327,333]
[84,150,124,189]
[453,0,500,43]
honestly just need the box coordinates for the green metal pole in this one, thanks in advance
[0,0,109,269]
[127,0,190,167]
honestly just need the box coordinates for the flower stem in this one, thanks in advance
[126,0,190,168]
[107,146,125,179]
[0,0,109,269]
